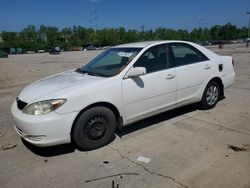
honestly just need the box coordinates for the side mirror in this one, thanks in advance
[126,67,146,78]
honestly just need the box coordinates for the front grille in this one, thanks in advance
[16,98,28,110]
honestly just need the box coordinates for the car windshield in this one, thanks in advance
[78,48,142,77]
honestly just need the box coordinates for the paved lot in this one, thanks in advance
[0,45,250,188]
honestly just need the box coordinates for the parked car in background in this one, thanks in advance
[202,41,212,46]
[49,47,60,55]
[37,50,45,53]
[11,41,235,150]
[26,51,35,54]
[236,39,244,43]
[85,45,96,50]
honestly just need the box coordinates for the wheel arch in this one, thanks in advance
[70,102,123,140]
[208,77,224,97]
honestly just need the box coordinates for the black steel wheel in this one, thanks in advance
[85,115,108,141]
[72,106,116,150]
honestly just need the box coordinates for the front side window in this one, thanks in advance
[134,44,168,74]
[170,43,209,66]
[78,48,142,77]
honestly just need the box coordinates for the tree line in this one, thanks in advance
[0,23,248,52]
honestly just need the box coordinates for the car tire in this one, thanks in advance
[200,81,220,110]
[72,106,116,150]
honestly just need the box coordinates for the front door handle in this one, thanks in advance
[166,74,175,79]
[204,65,211,69]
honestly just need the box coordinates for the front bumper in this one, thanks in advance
[11,101,78,147]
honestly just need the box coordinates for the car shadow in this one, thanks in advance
[118,95,226,137]
[116,103,199,137]
[22,138,76,157]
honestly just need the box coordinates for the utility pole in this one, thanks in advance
[247,12,250,47]
[141,25,145,41]
[198,16,207,28]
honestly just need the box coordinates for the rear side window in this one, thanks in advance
[170,43,209,66]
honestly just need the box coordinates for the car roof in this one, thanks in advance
[114,40,219,59]
[115,40,190,48]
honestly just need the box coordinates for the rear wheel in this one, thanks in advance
[200,81,220,110]
[72,107,116,150]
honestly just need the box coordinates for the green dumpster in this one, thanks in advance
[0,50,8,58]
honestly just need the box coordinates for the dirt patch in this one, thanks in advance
[227,144,249,152]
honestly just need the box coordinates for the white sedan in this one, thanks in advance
[11,41,235,150]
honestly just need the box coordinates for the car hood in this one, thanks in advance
[18,70,105,103]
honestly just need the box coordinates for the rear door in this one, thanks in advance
[169,43,212,104]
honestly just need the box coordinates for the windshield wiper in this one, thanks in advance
[87,71,110,78]
[75,68,85,73]
[75,68,108,77]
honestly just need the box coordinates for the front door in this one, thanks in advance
[122,44,176,123]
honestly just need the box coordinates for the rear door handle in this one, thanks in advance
[204,65,211,69]
[166,74,175,79]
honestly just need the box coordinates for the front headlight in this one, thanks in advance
[22,99,66,115]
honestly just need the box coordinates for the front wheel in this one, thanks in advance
[72,107,116,150]
[200,81,220,110]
